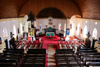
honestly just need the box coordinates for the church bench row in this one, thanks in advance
[78,49,97,52]
[77,48,100,67]
[58,41,82,53]
[56,49,80,67]
[27,49,46,54]
[16,41,43,49]
[0,63,16,67]
[78,48,93,50]
[56,49,100,67]
[58,42,73,49]
[19,64,45,67]
[56,49,73,52]
[86,62,100,67]
[78,50,97,55]
[20,49,46,67]
[4,48,24,51]
[0,49,46,67]
[57,64,80,67]
[0,49,24,67]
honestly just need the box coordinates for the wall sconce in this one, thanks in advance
[53,25,55,28]
[45,25,47,27]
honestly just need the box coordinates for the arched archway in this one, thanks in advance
[92,28,97,39]
[19,0,81,18]
[36,7,66,18]
[77,24,80,35]
[64,23,66,37]
[20,23,23,34]
[70,15,81,36]
[64,23,66,32]
[3,27,8,39]
[13,25,17,38]
[83,25,88,38]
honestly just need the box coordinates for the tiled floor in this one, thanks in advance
[47,45,56,67]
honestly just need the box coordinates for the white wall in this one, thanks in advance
[66,17,100,48]
[0,18,24,43]
[36,18,66,35]
[68,17,100,44]
[75,19,100,41]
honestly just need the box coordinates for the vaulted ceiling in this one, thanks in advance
[71,0,100,19]
[0,0,100,19]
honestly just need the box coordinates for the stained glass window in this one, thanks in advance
[59,23,61,31]
[3,28,8,39]
[77,24,80,35]
[40,24,42,30]
[13,25,16,38]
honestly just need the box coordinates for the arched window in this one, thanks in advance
[92,28,97,39]
[20,23,23,34]
[77,24,80,35]
[3,28,8,39]
[40,24,42,30]
[83,25,88,38]
[64,23,66,31]
[13,25,16,38]
[59,23,61,31]
[64,23,66,37]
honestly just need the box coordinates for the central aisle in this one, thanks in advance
[47,45,56,67]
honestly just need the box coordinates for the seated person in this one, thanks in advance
[85,38,91,48]
[10,38,16,49]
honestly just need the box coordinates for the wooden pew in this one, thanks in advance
[1,49,24,66]
[19,64,45,67]
[57,64,80,67]
[81,55,100,61]
[86,62,100,67]
[4,49,24,52]
[78,48,93,50]
[78,50,97,52]
[78,51,100,66]
[78,51,100,58]
[56,49,80,67]
[56,49,73,51]
[0,59,17,66]
[78,50,97,55]
[28,49,46,52]
[20,49,46,67]
[84,58,100,65]
[0,63,16,67]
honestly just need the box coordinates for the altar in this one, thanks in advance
[46,32,55,36]
[44,27,56,34]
